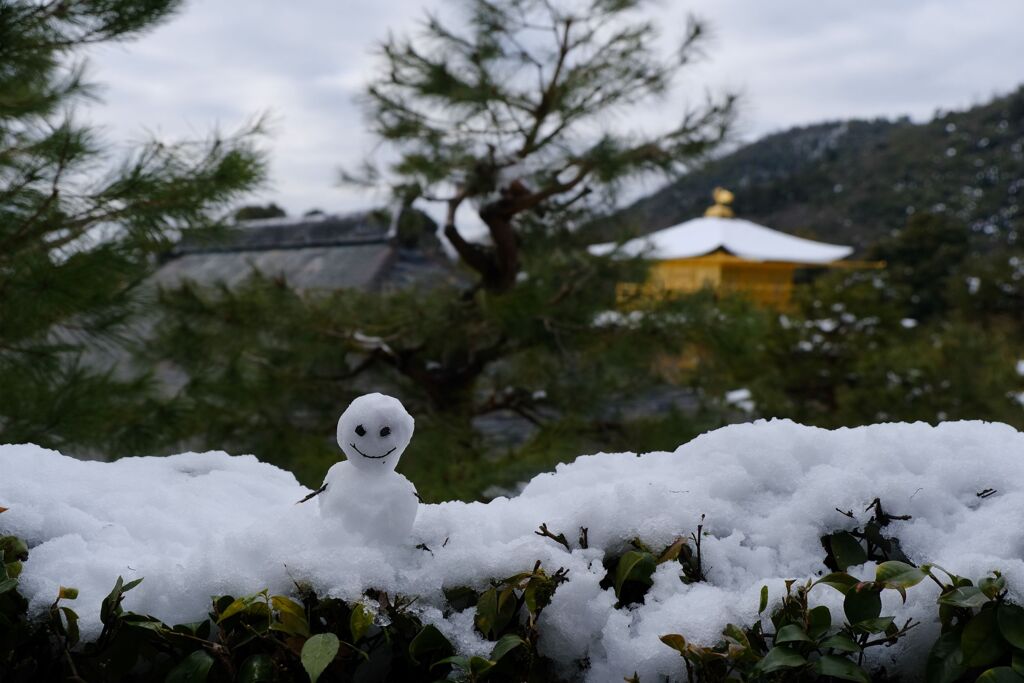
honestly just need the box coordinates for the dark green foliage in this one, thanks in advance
[698,209,1024,431]
[235,203,288,221]
[147,216,743,497]
[594,522,708,607]
[661,553,1024,683]
[0,0,266,452]
[142,0,736,499]
[869,213,971,321]
[0,535,565,682]
[357,0,734,292]
[460,562,568,680]
[596,95,1024,435]
[822,499,911,572]
[603,87,1024,252]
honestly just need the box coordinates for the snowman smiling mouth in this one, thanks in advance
[350,443,396,460]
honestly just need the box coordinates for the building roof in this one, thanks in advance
[589,215,854,265]
[152,211,459,292]
[174,212,390,254]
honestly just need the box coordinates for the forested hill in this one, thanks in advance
[599,86,1024,252]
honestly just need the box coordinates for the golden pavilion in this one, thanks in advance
[590,189,860,309]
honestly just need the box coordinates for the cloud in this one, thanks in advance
[81,0,1024,217]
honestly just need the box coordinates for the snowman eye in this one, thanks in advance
[380,426,391,437]
[355,424,366,437]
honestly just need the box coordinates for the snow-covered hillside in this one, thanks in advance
[2,420,1023,681]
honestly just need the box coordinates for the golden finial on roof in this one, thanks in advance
[704,187,735,218]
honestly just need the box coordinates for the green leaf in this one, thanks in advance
[0,578,17,594]
[614,550,657,598]
[1013,652,1024,677]
[217,594,262,623]
[844,586,882,625]
[238,654,274,683]
[101,576,125,623]
[271,595,305,619]
[876,561,928,589]
[817,654,870,683]
[856,616,895,634]
[0,537,28,562]
[301,633,339,683]
[434,655,470,671]
[722,624,750,649]
[349,603,374,642]
[274,599,311,636]
[758,585,768,614]
[661,633,689,655]
[409,624,455,667]
[981,574,1007,599]
[756,646,807,673]
[60,606,80,647]
[438,655,495,676]
[821,634,862,653]
[657,538,686,564]
[474,586,518,639]
[172,621,212,640]
[997,604,1024,649]
[775,624,812,644]
[469,656,495,676]
[827,532,868,570]
[939,586,990,608]
[815,572,859,595]
[490,634,526,662]
[270,612,310,639]
[165,650,215,683]
[962,608,1008,668]
[926,631,966,683]
[808,605,832,639]
[976,668,1024,683]
[58,586,78,600]
[523,580,541,616]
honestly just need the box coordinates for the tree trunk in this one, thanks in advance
[477,196,522,293]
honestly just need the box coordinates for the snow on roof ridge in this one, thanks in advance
[234,212,334,228]
[590,215,853,264]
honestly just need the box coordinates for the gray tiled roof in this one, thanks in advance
[174,212,390,254]
[153,211,458,292]
[153,244,397,290]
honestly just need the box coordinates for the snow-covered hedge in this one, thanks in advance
[2,420,1024,681]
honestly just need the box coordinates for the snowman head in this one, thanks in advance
[336,393,414,473]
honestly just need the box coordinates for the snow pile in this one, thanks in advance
[3,420,1024,681]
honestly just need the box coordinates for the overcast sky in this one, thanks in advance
[85,0,1024,218]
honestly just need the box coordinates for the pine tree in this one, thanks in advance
[0,1,266,452]
[150,0,737,498]
[346,0,735,414]
[357,0,734,293]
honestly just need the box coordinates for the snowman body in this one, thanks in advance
[317,393,419,546]
[319,461,418,545]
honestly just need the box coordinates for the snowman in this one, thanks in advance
[316,393,419,545]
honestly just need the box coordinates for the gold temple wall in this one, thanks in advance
[617,253,799,310]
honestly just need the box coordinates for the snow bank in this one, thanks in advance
[2,420,1024,681]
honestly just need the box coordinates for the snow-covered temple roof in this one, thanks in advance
[589,215,854,265]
